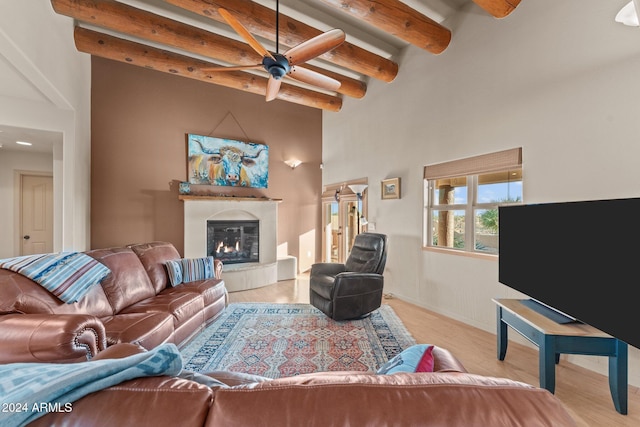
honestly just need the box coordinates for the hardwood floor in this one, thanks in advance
[228,275,640,427]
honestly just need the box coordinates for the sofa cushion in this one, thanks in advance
[85,248,156,313]
[121,292,205,329]
[101,312,175,349]
[377,344,434,374]
[160,278,226,307]
[129,242,182,293]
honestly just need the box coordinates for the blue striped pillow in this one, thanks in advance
[0,252,111,303]
[165,259,183,287]
[181,256,215,283]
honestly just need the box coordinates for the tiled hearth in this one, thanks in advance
[181,196,279,292]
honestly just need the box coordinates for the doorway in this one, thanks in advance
[321,181,368,263]
[20,173,54,255]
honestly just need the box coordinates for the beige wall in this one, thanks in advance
[91,57,322,269]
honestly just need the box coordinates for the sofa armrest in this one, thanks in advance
[0,313,107,363]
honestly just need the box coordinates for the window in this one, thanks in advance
[423,148,523,255]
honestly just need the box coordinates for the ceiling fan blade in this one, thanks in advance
[265,75,281,102]
[218,8,275,61]
[202,64,264,72]
[285,29,346,66]
[288,66,341,91]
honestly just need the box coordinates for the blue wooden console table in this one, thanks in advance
[493,298,628,415]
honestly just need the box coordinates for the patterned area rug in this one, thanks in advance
[180,303,416,378]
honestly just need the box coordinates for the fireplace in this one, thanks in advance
[207,220,259,265]
[182,197,279,292]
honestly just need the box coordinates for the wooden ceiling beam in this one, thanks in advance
[472,0,522,19]
[314,0,451,54]
[73,27,342,112]
[164,0,399,82]
[51,0,365,98]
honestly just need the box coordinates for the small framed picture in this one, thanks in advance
[381,177,401,199]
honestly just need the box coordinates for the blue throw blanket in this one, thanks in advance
[0,343,183,427]
[0,252,110,303]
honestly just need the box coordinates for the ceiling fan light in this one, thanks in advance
[616,1,640,26]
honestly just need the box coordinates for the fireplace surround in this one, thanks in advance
[181,196,279,292]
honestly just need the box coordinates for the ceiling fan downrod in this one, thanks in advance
[262,0,289,80]
[275,0,280,54]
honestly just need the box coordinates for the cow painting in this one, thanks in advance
[187,135,269,188]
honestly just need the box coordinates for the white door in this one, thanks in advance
[21,175,53,255]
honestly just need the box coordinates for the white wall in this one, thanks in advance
[0,0,92,254]
[323,0,640,386]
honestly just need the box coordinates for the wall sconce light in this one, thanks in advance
[284,159,302,169]
[616,0,640,26]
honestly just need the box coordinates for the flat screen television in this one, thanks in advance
[499,197,640,350]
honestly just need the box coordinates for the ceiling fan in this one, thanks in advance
[207,1,346,101]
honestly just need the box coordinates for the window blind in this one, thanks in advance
[424,147,522,180]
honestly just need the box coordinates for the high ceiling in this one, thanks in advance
[0,0,522,153]
[50,0,521,112]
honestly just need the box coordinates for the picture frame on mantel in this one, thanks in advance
[381,178,401,200]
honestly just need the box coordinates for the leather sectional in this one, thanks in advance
[0,242,578,426]
[0,241,227,363]
[25,343,578,427]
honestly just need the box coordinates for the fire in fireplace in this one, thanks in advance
[207,220,259,265]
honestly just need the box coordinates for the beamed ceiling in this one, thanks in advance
[50,0,523,111]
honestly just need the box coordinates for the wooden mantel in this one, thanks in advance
[179,195,282,202]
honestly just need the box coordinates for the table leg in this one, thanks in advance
[497,306,508,360]
[608,340,628,415]
[539,335,556,393]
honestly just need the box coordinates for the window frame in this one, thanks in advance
[422,148,523,257]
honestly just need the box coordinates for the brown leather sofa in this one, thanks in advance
[24,343,578,427]
[0,242,227,363]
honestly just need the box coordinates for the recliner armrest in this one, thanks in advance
[0,313,107,363]
[310,262,347,277]
[333,272,384,296]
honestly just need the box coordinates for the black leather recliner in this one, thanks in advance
[309,232,388,321]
